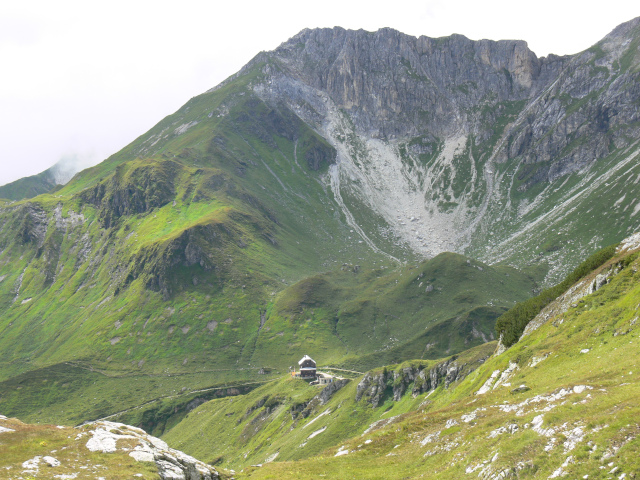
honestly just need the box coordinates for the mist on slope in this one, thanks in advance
[0,152,100,188]
[49,153,101,185]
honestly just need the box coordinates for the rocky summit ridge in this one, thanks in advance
[235,17,640,280]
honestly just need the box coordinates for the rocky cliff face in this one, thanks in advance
[355,355,488,407]
[240,17,640,282]
[265,20,638,183]
[269,27,556,139]
[497,19,640,182]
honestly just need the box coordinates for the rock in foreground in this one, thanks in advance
[0,415,219,480]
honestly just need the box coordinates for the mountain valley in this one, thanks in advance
[1,15,640,480]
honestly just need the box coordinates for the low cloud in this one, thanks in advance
[50,153,101,185]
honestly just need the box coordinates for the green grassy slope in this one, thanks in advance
[0,251,533,428]
[0,362,270,430]
[251,253,535,372]
[0,63,372,369]
[163,342,495,468]
[0,168,59,201]
[496,243,619,347]
[0,63,371,425]
[163,237,640,478]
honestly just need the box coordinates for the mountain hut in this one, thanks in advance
[298,355,317,378]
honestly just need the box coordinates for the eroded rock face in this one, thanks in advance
[15,203,48,246]
[266,27,550,140]
[317,378,350,405]
[236,18,640,273]
[292,378,350,420]
[85,421,219,480]
[355,371,388,407]
[356,357,476,407]
[261,20,640,188]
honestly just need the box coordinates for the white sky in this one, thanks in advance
[0,0,638,186]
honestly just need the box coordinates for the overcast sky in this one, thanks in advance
[1,0,638,186]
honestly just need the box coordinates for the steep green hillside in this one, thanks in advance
[254,253,535,372]
[0,169,59,201]
[0,250,533,427]
[0,68,387,424]
[163,235,640,479]
[3,232,639,478]
[496,242,618,347]
[0,362,268,430]
[0,67,374,383]
[163,343,496,468]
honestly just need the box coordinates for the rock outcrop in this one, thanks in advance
[317,378,350,405]
[0,415,219,480]
[80,160,179,228]
[249,27,557,140]
[85,421,219,480]
[292,378,350,420]
[262,19,640,186]
[356,358,477,407]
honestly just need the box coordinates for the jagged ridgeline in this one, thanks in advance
[1,16,640,429]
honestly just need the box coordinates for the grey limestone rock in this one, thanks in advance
[317,378,350,405]
[85,421,219,480]
[228,17,640,273]
[591,272,611,293]
[356,356,481,407]
[258,18,640,188]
